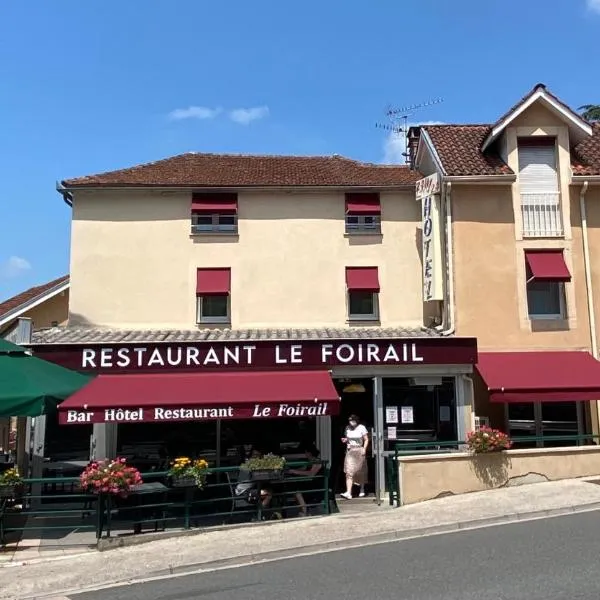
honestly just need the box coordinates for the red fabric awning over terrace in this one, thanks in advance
[476,351,600,403]
[58,370,340,424]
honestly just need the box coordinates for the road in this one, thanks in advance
[73,511,600,600]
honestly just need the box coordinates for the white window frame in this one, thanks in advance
[196,295,230,324]
[191,213,238,234]
[345,214,381,234]
[526,280,566,320]
[347,290,379,321]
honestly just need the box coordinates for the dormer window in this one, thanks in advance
[518,137,563,238]
[191,193,238,234]
[345,193,381,234]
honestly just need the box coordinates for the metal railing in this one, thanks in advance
[386,434,600,507]
[521,192,563,237]
[0,461,333,546]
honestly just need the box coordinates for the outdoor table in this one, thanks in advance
[43,460,89,493]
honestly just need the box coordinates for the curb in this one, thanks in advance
[16,500,600,599]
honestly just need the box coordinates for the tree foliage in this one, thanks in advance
[579,105,600,122]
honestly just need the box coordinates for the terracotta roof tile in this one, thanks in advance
[0,275,69,319]
[421,122,600,177]
[62,153,420,189]
[572,123,600,176]
[30,326,441,345]
[422,125,513,176]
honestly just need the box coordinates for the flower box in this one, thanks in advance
[0,484,15,498]
[171,476,197,488]
[250,469,283,482]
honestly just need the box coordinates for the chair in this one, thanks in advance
[225,472,260,522]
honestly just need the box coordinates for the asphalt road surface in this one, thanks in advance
[73,511,600,600]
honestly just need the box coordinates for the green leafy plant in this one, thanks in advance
[243,453,286,471]
[168,457,209,488]
[0,467,22,486]
[466,427,511,454]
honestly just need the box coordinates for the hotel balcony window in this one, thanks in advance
[196,268,231,324]
[524,250,570,320]
[191,193,238,235]
[345,193,381,234]
[518,138,563,238]
[346,266,380,321]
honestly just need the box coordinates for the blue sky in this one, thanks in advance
[1,0,599,300]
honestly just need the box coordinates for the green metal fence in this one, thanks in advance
[386,434,600,507]
[0,461,334,546]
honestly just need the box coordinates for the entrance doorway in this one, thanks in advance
[331,378,374,496]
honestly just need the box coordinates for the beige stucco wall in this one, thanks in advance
[452,101,592,350]
[398,446,600,504]
[23,290,69,330]
[69,189,424,329]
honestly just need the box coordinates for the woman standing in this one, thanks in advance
[340,414,369,499]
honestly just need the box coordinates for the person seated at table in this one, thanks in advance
[235,446,273,510]
[287,444,323,517]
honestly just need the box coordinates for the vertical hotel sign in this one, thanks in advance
[416,173,443,301]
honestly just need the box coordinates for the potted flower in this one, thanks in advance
[168,457,209,488]
[466,427,512,453]
[79,458,142,497]
[243,453,286,481]
[0,467,23,498]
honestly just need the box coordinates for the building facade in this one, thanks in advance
[410,84,600,446]
[29,155,478,499]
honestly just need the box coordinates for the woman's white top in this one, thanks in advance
[345,424,368,449]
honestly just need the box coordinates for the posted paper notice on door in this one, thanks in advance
[386,406,399,424]
[387,426,397,440]
[401,406,414,424]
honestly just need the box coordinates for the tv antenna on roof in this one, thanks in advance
[376,97,444,162]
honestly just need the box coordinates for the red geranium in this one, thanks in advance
[80,458,142,497]
[466,427,512,454]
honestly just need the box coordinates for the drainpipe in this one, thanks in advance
[580,181,599,438]
[441,181,455,336]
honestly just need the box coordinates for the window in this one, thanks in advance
[345,267,380,321]
[526,280,565,319]
[191,194,238,235]
[345,193,381,234]
[348,290,379,320]
[518,138,562,238]
[345,214,381,233]
[192,213,237,234]
[196,268,231,324]
[524,250,570,320]
[197,295,230,323]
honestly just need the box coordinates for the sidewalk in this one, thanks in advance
[3,478,600,600]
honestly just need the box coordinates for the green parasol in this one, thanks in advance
[0,338,92,417]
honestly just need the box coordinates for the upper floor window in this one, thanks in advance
[346,267,380,321]
[196,268,231,324]
[518,138,563,238]
[191,194,238,234]
[345,193,381,234]
[524,250,570,320]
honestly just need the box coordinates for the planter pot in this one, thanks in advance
[171,476,196,488]
[250,469,283,482]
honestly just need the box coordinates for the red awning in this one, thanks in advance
[345,193,381,215]
[477,351,600,402]
[58,371,340,424]
[345,267,380,292]
[525,251,571,282]
[196,268,231,296]
[191,194,237,214]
